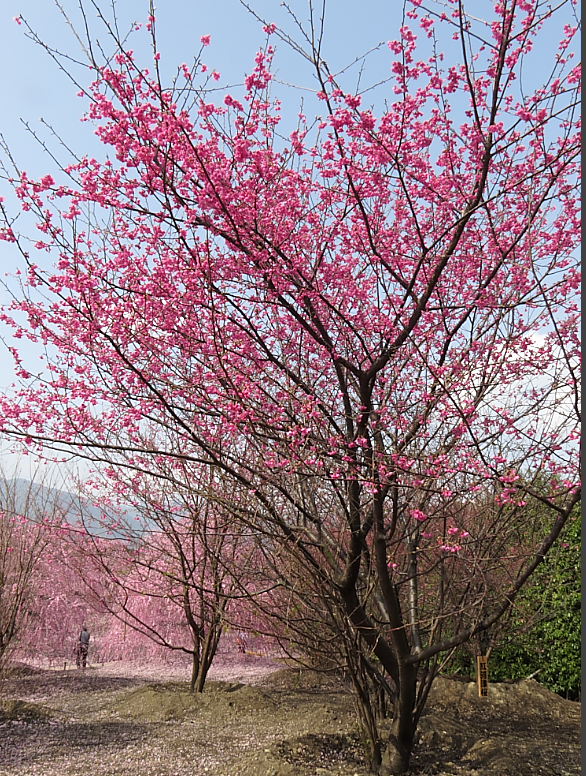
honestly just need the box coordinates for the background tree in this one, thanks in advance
[494,507,580,699]
[19,530,106,668]
[0,465,69,671]
[0,1,580,773]
[75,463,254,691]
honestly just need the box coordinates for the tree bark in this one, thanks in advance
[190,650,200,694]
[195,617,219,693]
[380,663,417,775]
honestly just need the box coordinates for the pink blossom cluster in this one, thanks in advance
[0,2,580,668]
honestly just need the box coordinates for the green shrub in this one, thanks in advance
[446,509,581,700]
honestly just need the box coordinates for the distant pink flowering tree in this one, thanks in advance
[76,467,253,691]
[0,471,105,669]
[0,1,580,772]
[0,516,47,668]
[0,466,78,670]
[21,531,104,667]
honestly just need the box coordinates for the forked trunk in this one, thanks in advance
[194,617,221,693]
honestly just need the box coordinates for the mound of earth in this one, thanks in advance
[0,662,579,776]
[428,674,573,711]
[263,666,347,691]
[0,662,46,678]
[0,698,61,723]
[108,680,277,721]
[407,676,580,776]
[108,682,200,721]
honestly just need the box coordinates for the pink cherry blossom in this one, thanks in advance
[0,4,579,772]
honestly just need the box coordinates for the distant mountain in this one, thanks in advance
[0,477,138,536]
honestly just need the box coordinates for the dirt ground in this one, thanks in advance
[0,656,580,776]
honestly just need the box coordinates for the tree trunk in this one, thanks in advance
[194,616,221,693]
[380,664,417,775]
[190,649,200,693]
[344,636,383,769]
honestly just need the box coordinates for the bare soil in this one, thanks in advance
[0,656,580,776]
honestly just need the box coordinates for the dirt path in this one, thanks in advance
[0,658,580,776]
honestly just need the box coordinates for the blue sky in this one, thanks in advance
[0,0,420,475]
[2,0,575,177]
[0,0,411,388]
[0,0,407,174]
[0,0,579,407]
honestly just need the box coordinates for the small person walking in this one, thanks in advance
[76,626,90,670]
[235,631,247,654]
